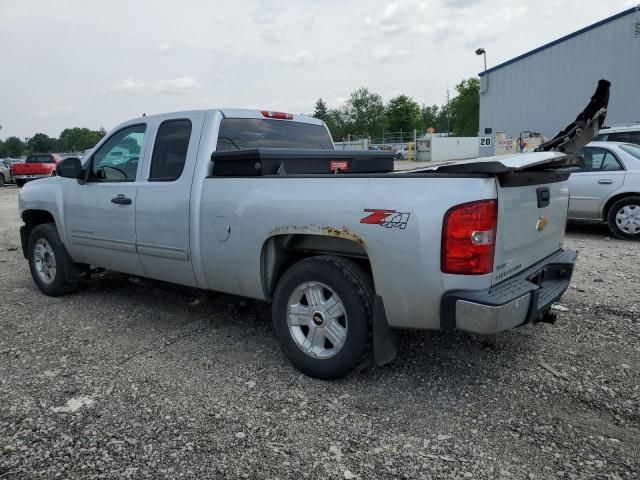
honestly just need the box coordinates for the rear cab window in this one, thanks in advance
[26,154,54,163]
[216,118,334,151]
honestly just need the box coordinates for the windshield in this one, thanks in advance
[619,144,640,160]
[216,118,333,151]
[26,154,54,163]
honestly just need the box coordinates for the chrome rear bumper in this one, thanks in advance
[441,249,577,334]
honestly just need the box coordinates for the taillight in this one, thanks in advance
[261,110,293,120]
[441,199,497,275]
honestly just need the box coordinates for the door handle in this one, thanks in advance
[597,179,613,185]
[111,194,132,205]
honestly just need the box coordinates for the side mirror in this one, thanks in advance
[56,157,83,179]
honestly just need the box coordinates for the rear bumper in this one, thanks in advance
[13,174,50,181]
[440,249,577,334]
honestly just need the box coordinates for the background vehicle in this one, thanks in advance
[12,154,62,187]
[594,124,640,145]
[0,162,12,186]
[568,141,640,239]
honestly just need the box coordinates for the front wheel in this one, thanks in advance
[607,196,640,240]
[0,175,5,187]
[15,180,25,188]
[28,224,78,296]
[272,255,374,380]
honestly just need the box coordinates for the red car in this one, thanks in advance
[12,154,62,187]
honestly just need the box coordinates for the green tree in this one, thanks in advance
[324,109,348,141]
[4,136,25,157]
[449,77,479,136]
[27,133,57,153]
[58,127,105,152]
[421,105,439,130]
[0,140,6,158]
[342,87,386,138]
[312,98,329,122]
[386,95,422,133]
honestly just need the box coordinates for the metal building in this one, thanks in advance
[478,6,640,156]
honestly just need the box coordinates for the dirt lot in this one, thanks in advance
[0,184,638,479]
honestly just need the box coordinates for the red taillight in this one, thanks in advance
[441,199,497,275]
[261,110,293,120]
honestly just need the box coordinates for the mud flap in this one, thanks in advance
[373,295,397,366]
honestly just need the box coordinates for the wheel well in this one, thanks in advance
[602,193,640,220]
[21,210,56,257]
[261,234,373,300]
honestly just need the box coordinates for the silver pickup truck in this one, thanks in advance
[17,82,610,379]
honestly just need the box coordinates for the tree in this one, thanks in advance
[58,128,105,152]
[342,87,386,138]
[312,98,329,122]
[27,133,56,153]
[421,105,439,131]
[449,77,480,136]
[324,109,348,141]
[0,140,6,158]
[4,136,25,157]
[386,95,422,133]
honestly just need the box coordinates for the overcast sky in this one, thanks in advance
[0,0,635,139]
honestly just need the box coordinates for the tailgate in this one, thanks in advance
[492,179,568,286]
[14,163,50,174]
[434,151,578,285]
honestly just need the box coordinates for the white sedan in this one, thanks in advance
[568,141,640,239]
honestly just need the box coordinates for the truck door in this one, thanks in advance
[134,113,205,287]
[568,146,625,220]
[64,123,148,275]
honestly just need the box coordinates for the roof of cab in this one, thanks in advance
[118,109,324,127]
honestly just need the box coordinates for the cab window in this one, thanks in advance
[149,119,192,182]
[91,124,146,182]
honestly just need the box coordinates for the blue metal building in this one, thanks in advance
[478,6,640,156]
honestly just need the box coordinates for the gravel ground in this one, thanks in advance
[0,184,638,479]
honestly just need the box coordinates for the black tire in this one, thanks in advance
[272,255,374,380]
[15,180,25,188]
[0,175,5,187]
[28,223,78,296]
[606,196,640,240]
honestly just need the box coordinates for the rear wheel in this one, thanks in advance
[607,196,640,240]
[15,180,25,188]
[272,255,373,379]
[28,224,78,296]
[0,175,5,187]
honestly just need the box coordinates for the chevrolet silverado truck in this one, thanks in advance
[17,81,610,379]
[12,153,62,187]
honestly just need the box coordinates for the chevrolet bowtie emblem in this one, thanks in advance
[536,216,548,231]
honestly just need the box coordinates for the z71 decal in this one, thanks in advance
[360,209,410,229]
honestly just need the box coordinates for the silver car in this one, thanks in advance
[568,141,640,239]
[0,161,12,186]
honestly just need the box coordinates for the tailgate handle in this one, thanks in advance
[537,187,550,208]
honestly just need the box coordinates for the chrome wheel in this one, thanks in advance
[615,204,640,235]
[287,281,348,359]
[33,238,57,284]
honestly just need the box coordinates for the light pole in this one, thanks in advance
[476,47,488,95]
[475,48,486,75]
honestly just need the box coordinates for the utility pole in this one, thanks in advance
[446,89,451,135]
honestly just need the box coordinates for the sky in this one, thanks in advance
[0,0,636,139]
